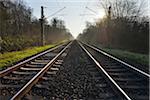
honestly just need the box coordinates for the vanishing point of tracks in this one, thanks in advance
[0,40,149,100]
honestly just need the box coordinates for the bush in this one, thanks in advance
[1,35,40,53]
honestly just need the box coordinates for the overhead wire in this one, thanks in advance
[79,0,90,33]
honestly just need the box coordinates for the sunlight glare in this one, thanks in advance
[96,11,106,19]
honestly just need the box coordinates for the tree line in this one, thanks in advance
[0,0,73,53]
[78,0,149,54]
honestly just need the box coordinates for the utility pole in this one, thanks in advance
[40,6,45,46]
[107,6,111,47]
[108,6,111,19]
[39,6,66,46]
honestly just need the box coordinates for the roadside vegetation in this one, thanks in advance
[78,0,149,66]
[0,0,73,68]
[0,41,65,68]
[103,48,149,66]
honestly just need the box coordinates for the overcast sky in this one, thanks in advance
[24,0,105,38]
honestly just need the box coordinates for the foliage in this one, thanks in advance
[78,0,149,54]
[0,0,73,53]
[1,35,39,52]
[103,48,149,66]
[0,43,58,68]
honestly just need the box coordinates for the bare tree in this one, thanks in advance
[79,0,149,54]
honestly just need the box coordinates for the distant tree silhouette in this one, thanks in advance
[0,0,73,52]
[78,0,149,54]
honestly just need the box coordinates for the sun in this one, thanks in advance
[96,11,106,19]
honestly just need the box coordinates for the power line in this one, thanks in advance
[45,7,66,19]
[55,0,60,7]
[79,1,90,32]
[85,6,97,15]
[79,14,95,16]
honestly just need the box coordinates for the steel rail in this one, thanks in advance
[10,41,72,100]
[78,42,132,100]
[81,42,150,78]
[0,42,68,77]
[11,42,72,100]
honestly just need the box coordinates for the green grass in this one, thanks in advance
[0,43,61,68]
[103,48,149,66]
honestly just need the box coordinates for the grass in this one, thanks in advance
[103,48,149,66]
[0,41,66,68]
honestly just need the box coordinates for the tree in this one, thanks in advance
[78,0,149,54]
[0,0,73,52]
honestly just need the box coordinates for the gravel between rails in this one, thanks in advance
[26,41,121,100]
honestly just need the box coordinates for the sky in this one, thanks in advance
[24,0,105,38]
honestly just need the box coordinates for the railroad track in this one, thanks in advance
[0,40,149,100]
[0,41,72,99]
[23,41,124,99]
[80,41,149,100]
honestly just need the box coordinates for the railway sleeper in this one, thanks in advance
[1,78,26,84]
[104,66,122,69]
[55,61,63,65]
[108,72,133,76]
[43,52,58,57]
[128,94,149,100]
[30,61,48,65]
[41,77,54,81]
[0,84,23,88]
[20,67,43,71]
[50,67,59,71]
[2,76,30,80]
[114,77,143,81]
[25,64,44,67]
[106,68,127,72]
[52,64,61,68]
[34,59,50,63]
[101,63,119,66]
[46,71,57,75]
[12,71,37,75]
[121,85,148,90]
[36,56,54,60]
